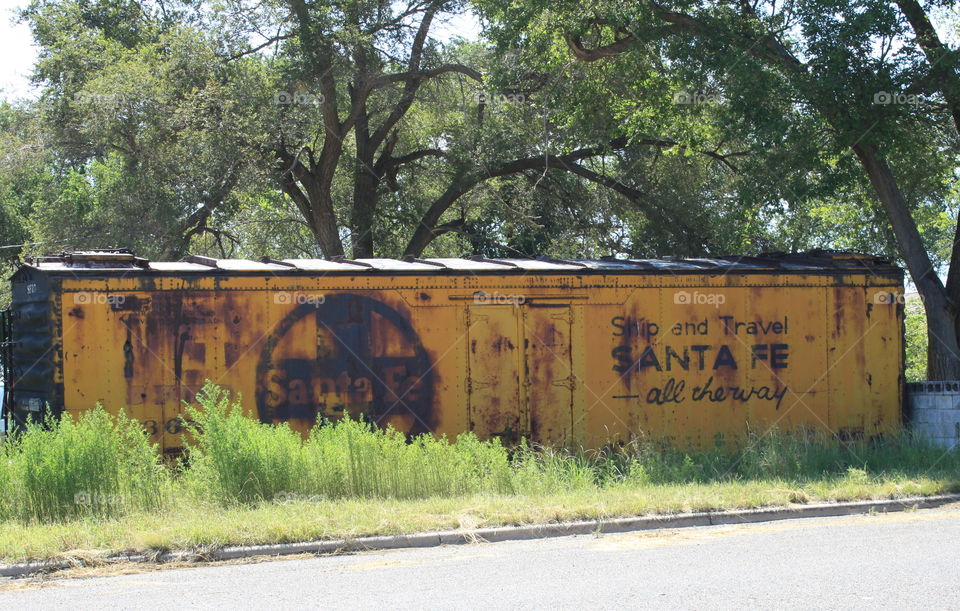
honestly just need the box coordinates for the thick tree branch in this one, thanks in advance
[402,133,751,255]
[567,3,806,75]
[368,7,439,150]
[430,219,469,238]
[564,161,722,248]
[895,0,960,137]
[404,140,629,255]
[225,34,292,62]
[566,34,637,61]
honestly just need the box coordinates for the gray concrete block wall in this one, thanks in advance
[906,382,960,449]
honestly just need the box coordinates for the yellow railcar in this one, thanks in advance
[2,250,904,453]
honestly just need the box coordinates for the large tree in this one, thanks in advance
[243,0,745,257]
[21,0,759,261]
[20,0,267,259]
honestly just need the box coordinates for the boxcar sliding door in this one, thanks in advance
[523,305,575,446]
[466,305,523,441]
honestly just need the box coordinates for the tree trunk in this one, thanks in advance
[308,194,345,258]
[350,173,378,258]
[896,0,960,376]
[852,142,960,379]
[351,119,379,259]
[303,156,345,258]
[298,176,344,258]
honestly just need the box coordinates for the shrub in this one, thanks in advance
[181,384,307,504]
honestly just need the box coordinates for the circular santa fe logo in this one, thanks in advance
[255,293,435,434]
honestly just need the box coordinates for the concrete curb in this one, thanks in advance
[2,493,958,578]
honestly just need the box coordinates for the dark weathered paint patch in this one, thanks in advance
[255,294,436,434]
[111,295,150,312]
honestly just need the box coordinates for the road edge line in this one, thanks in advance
[2,493,957,578]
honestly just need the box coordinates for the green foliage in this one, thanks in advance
[0,102,60,272]
[905,297,929,382]
[180,384,308,504]
[8,0,953,263]
[7,0,834,261]
[0,408,167,522]
[9,3,278,260]
[475,0,960,264]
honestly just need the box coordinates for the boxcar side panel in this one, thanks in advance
[48,265,904,452]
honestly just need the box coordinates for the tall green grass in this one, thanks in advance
[181,384,515,503]
[0,382,958,524]
[599,428,960,486]
[179,384,307,504]
[0,409,167,522]
[181,384,960,505]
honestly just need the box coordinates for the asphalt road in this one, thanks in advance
[3,506,959,609]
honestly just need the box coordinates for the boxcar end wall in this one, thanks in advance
[2,251,905,453]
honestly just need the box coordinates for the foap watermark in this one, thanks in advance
[73,292,126,306]
[473,291,527,306]
[873,291,912,305]
[74,491,126,507]
[473,91,526,106]
[275,90,324,106]
[674,290,726,308]
[274,291,326,307]
[873,91,919,107]
[73,92,124,107]
[672,90,723,105]
[274,491,323,504]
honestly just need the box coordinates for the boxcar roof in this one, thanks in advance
[17,249,901,277]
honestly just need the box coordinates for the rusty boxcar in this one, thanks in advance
[1,250,904,453]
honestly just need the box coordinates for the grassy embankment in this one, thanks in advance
[0,383,957,563]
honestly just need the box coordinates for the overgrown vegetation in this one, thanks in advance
[0,384,957,538]
[178,384,960,507]
[905,296,929,382]
[0,409,167,522]
[181,385,515,503]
